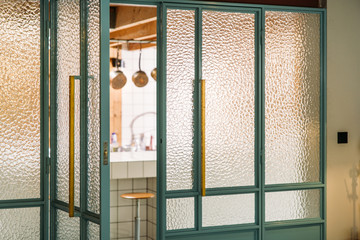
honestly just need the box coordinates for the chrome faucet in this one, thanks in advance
[129,112,156,151]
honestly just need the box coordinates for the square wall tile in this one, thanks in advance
[134,178,147,189]
[110,207,118,223]
[110,223,117,239]
[110,180,118,191]
[110,191,118,207]
[118,206,133,222]
[118,179,132,190]
[118,221,133,238]
[128,162,144,178]
[112,162,128,179]
[144,161,156,178]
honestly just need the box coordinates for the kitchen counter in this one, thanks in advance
[110,151,156,179]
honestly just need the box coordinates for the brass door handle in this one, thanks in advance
[69,76,76,217]
[201,79,206,197]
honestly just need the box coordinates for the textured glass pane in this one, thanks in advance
[56,0,81,206]
[88,222,100,240]
[203,194,255,227]
[166,197,195,230]
[203,10,255,188]
[265,12,321,184]
[56,209,80,240]
[0,0,41,200]
[265,189,320,222]
[87,0,101,214]
[166,9,195,191]
[0,207,40,239]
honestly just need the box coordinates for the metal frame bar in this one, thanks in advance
[80,0,89,237]
[100,0,111,239]
[195,6,203,232]
[110,0,324,10]
[49,0,58,237]
[40,0,50,239]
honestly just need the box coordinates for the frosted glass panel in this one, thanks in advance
[203,194,255,227]
[203,10,255,188]
[0,207,40,239]
[166,197,195,230]
[265,189,320,222]
[88,222,100,240]
[87,0,101,214]
[0,0,41,200]
[265,12,321,184]
[56,0,81,206]
[56,209,81,239]
[166,9,195,191]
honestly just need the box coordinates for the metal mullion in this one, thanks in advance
[166,225,259,237]
[264,183,325,192]
[99,0,111,239]
[157,4,167,239]
[165,192,199,198]
[265,219,325,229]
[82,211,101,225]
[195,6,202,233]
[253,9,262,236]
[80,0,89,238]
[0,200,45,209]
[260,7,266,240]
[205,187,260,196]
[162,0,323,11]
[49,0,58,238]
[320,11,327,240]
[40,0,50,238]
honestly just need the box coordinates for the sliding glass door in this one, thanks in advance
[158,3,325,240]
[0,0,48,239]
[50,0,110,238]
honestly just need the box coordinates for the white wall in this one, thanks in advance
[327,0,360,239]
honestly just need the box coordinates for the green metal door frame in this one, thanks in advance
[49,0,110,239]
[109,1,326,240]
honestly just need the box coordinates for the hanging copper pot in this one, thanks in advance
[111,70,127,89]
[132,44,148,87]
[111,46,127,89]
[151,68,156,81]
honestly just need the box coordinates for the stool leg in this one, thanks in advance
[135,199,140,240]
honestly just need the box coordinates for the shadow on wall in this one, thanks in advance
[344,158,360,240]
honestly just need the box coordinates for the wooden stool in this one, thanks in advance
[121,192,155,240]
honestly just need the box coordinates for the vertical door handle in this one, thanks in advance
[69,76,76,217]
[201,79,206,197]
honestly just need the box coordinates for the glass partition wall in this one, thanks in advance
[157,4,326,240]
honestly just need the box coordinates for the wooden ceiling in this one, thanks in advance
[110,5,157,51]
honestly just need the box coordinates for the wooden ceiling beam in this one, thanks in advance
[110,20,157,41]
[112,5,157,30]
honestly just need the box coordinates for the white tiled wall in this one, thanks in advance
[119,47,157,149]
[110,178,156,240]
